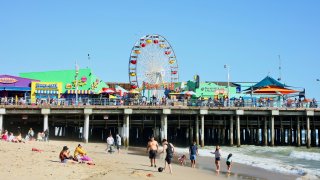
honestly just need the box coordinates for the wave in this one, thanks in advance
[289,151,320,161]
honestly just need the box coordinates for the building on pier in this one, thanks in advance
[20,68,108,105]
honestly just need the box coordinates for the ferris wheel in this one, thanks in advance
[129,34,179,90]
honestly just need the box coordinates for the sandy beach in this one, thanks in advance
[0,140,299,180]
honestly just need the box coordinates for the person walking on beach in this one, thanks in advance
[44,129,49,142]
[189,141,199,168]
[211,145,221,172]
[115,134,122,154]
[160,139,175,174]
[106,133,114,153]
[146,136,159,167]
[226,153,233,172]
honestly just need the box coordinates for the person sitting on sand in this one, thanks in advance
[59,146,77,163]
[226,153,233,172]
[74,144,94,164]
[37,132,44,141]
[1,130,8,141]
[7,132,15,142]
[15,133,24,143]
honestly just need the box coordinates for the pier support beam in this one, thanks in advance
[264,117,268,146]
[0,114,3,133]
[195,115,199,145]
[190,126,194,144]
[270,110,278,147]
[311,128,316,147]
[43,114,49,132]
[201,116,204,147]
[229,116,234,146]
[41,109,50,132]
[199,109,207,147]
[289,118,293,145]
[123,109,132,147]
[236,110,243,147]
[297,117,301,147]
[256,117,260,145]
[236,116,240,147]
[83,109,92,143]
[307,117,311,148]
[271,116,275,146]
[0,108,5,133]
[306,111,314,149]
[161,115,168,140]
[162,109,171,141]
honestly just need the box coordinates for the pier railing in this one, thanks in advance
[0,97,318,109]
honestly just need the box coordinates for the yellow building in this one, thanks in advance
[31,82,63,103]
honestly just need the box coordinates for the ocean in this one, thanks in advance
[175,145,320,179]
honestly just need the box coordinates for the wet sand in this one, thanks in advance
[129,147,299,180]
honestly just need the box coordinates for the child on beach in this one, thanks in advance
[226,153,233,172]
[189,141,199,168]
[211,145,221,172]
[178,155,186,166]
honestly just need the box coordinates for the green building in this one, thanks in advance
[20,68,107,97]
[195,82,237,99]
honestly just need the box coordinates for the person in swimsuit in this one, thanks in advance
[226,153,233,172]
[146,136,159,167]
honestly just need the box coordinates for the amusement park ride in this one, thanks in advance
[128,34,179,97]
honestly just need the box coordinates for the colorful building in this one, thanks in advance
[0,75,39,101]
[30,82,63,103]
[20,68,107,100]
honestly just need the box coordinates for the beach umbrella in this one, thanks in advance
[182,91,196,96]
[252,86,299,95]
[101,88,115,94]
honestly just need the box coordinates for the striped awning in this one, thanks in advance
[66,90,94,94]
[35,90,59,94]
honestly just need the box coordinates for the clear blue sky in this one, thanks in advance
[1,1,320,99]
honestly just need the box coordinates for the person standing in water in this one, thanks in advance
[226,153,233,172]
[146,136,159,167]
[189,140,199,168]
[211,145,221,172]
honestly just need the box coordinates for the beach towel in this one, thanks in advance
[81,155,92,161]
[32,148,43,152]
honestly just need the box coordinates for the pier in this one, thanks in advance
[1,106,319,148]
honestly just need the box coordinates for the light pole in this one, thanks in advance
[224,64,230,107]
[75,61,79,106]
